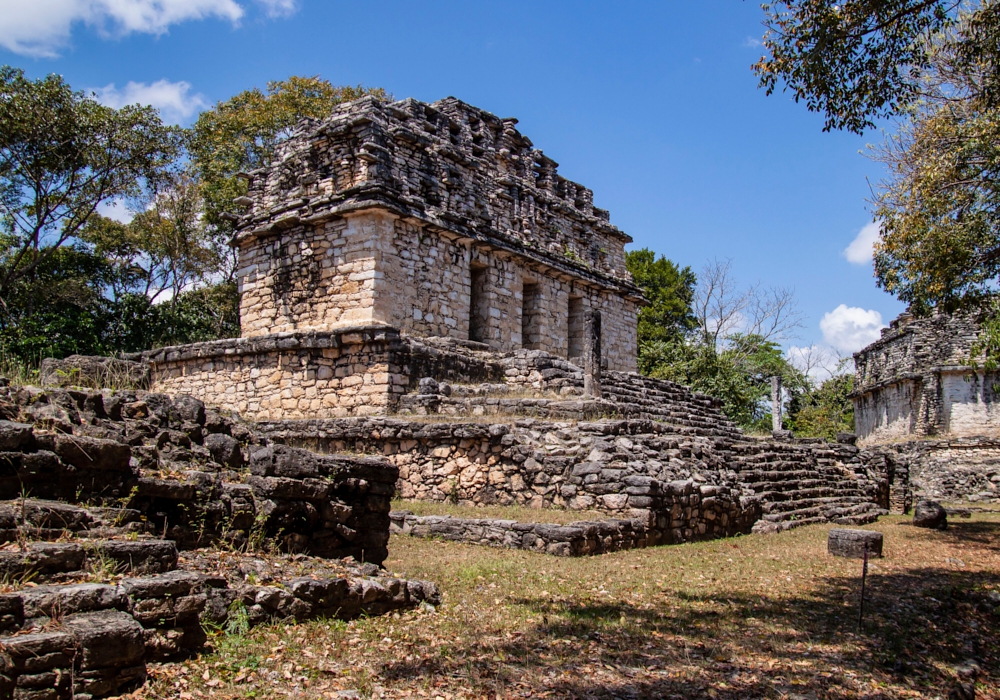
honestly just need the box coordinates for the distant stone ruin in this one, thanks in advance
[853,311,1000,505]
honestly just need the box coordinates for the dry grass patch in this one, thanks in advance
[135,513,1000,699]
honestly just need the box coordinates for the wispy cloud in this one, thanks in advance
[0,0,297,57]
[256,0,297,18]
[743,36,762,49]
[844,221,881,265]
[819,304,887,354]
[93,79,209,124]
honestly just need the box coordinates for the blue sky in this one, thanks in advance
[0,0,905,369]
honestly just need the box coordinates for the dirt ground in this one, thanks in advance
[135,511,1000,699]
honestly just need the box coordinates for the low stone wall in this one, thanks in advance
[390,511,654,556]
[869,438,1000,505]
[260,417,762,544]
[139,330,507,421]
[0,563,439,699]
[140,326,407,420]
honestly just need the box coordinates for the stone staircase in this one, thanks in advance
[601,371,744,439]
[733,440,887,533]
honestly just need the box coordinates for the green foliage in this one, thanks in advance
[188,76,388,236]
[0,70,387,369]
[0,66,179,301]
[753,1,959,133]
[871,8,1000,315]
[625,249,697,345]
[641,333,806,430]
[786,373,856,439]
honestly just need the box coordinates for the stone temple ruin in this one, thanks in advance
[853,311,1000,508]
[146,95,641,420]
[0,96,909,698]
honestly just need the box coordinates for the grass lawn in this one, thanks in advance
[136,513,1000,699]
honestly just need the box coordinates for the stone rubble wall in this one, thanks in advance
[0,564,439,700]
[0,384,398,564]
[260,417,765,544]
[866,438,1000,505]
[391,511,655,556]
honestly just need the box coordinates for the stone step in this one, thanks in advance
[0,539,178,581]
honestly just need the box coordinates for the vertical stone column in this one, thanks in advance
[771,375,783,431]
[584,310,602,398]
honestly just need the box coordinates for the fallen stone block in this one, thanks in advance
[913,500,948,530]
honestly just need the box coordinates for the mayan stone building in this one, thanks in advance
[853,311,1000,505]
[853,311,1000,443]
[147,96,642,419]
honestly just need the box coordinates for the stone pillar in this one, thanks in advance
[771,375,783,431]
[584,310,602,398]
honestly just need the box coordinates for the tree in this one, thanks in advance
[756,3,1000,365]
[786,371,856,439]
[871,20,1000,314]
[630,255,806,430]
[187,76,388,237]
[753,1,965,133]
[0,66,178,308]
[625,249,697,345]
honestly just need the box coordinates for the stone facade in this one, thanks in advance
[233,96,641,372]
[851,310,1000,504]
[852,311,1000,443]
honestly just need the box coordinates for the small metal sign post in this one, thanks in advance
[858,541,869,632]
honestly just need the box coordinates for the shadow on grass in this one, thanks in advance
[376,566,1000,699]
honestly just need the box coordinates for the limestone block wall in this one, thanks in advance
[237,217,376,337]
[867,438,1000,505]
[258,417,763,544]
[941,371,1000,436]
[144,328,407,420]
[853,380,920,443]
[852,311,999,443]
[238,209,638,371]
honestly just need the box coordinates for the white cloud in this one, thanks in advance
[0,0,272,57]
[844,221,880,265]
[256,0,297,18]
[743,36,762,48]
[96,199,134,223]
[820,304,887,354]
[93,79,208,124]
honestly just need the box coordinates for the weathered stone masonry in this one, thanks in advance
[853,311,1000,504]
[234,96,641,371]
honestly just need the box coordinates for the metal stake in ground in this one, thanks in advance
[858,541,869,632]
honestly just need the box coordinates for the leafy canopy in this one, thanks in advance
[0,66,179,304]
[754,1,962,133]
[625,249,697,344]
[188,76,388,236]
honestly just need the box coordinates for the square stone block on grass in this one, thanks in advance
[828,528,883,558]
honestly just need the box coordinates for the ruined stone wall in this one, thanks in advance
[852,311,1000,443]
[258,417,798,544]
[0,386,399,564]
[867,438,1000,505]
